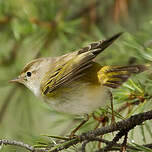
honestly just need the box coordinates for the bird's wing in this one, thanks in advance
[77,32,122,56]
[41,33,122,96]
[41,51,95,95]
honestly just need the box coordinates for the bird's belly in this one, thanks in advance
[45,83,110,115]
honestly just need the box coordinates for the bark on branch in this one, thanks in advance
[1,109,152,152]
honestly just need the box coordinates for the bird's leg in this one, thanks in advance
[108,90,115,124]
[69,114,90,138]
[92,113,108,126]
[92,113,109,149]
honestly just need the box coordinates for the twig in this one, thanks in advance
[81,140,89,152]
[1,136,152,152]
[79,109,152,140]
[0,139,48,152]
[121,133,128,152]
[49,109,152,152]
[99,130,127,152]
[1,108,152,152]
[116,92,151,113]
[81,137,112,152]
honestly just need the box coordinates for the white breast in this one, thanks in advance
[45,83,110,115]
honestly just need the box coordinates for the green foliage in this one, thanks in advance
[0,0,152,151]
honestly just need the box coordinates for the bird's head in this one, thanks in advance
[10,58,52,97]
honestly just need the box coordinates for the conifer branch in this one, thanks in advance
[1,109,152,152]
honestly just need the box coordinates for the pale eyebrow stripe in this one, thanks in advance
[21,59,43,74]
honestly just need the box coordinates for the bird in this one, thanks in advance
[10,33,147,116]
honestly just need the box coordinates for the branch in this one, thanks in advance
[1,109,152,152]
[80,109,152,139]
[99,130,127,151]
[0,139,48,152]
[50,109,152,152]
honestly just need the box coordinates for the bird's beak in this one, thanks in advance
[9,77,21,83]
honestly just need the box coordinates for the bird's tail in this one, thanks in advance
[97,65,147,88]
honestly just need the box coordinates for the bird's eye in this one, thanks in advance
[26,71,32,77]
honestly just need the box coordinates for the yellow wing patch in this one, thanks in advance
[97,65,146,88]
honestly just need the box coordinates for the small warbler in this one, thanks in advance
[11,33,146,115]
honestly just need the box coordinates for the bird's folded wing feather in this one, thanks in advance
[41,33,122,96]
[41,52,95,95]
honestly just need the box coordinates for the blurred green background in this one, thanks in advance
[1,0,152,151]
